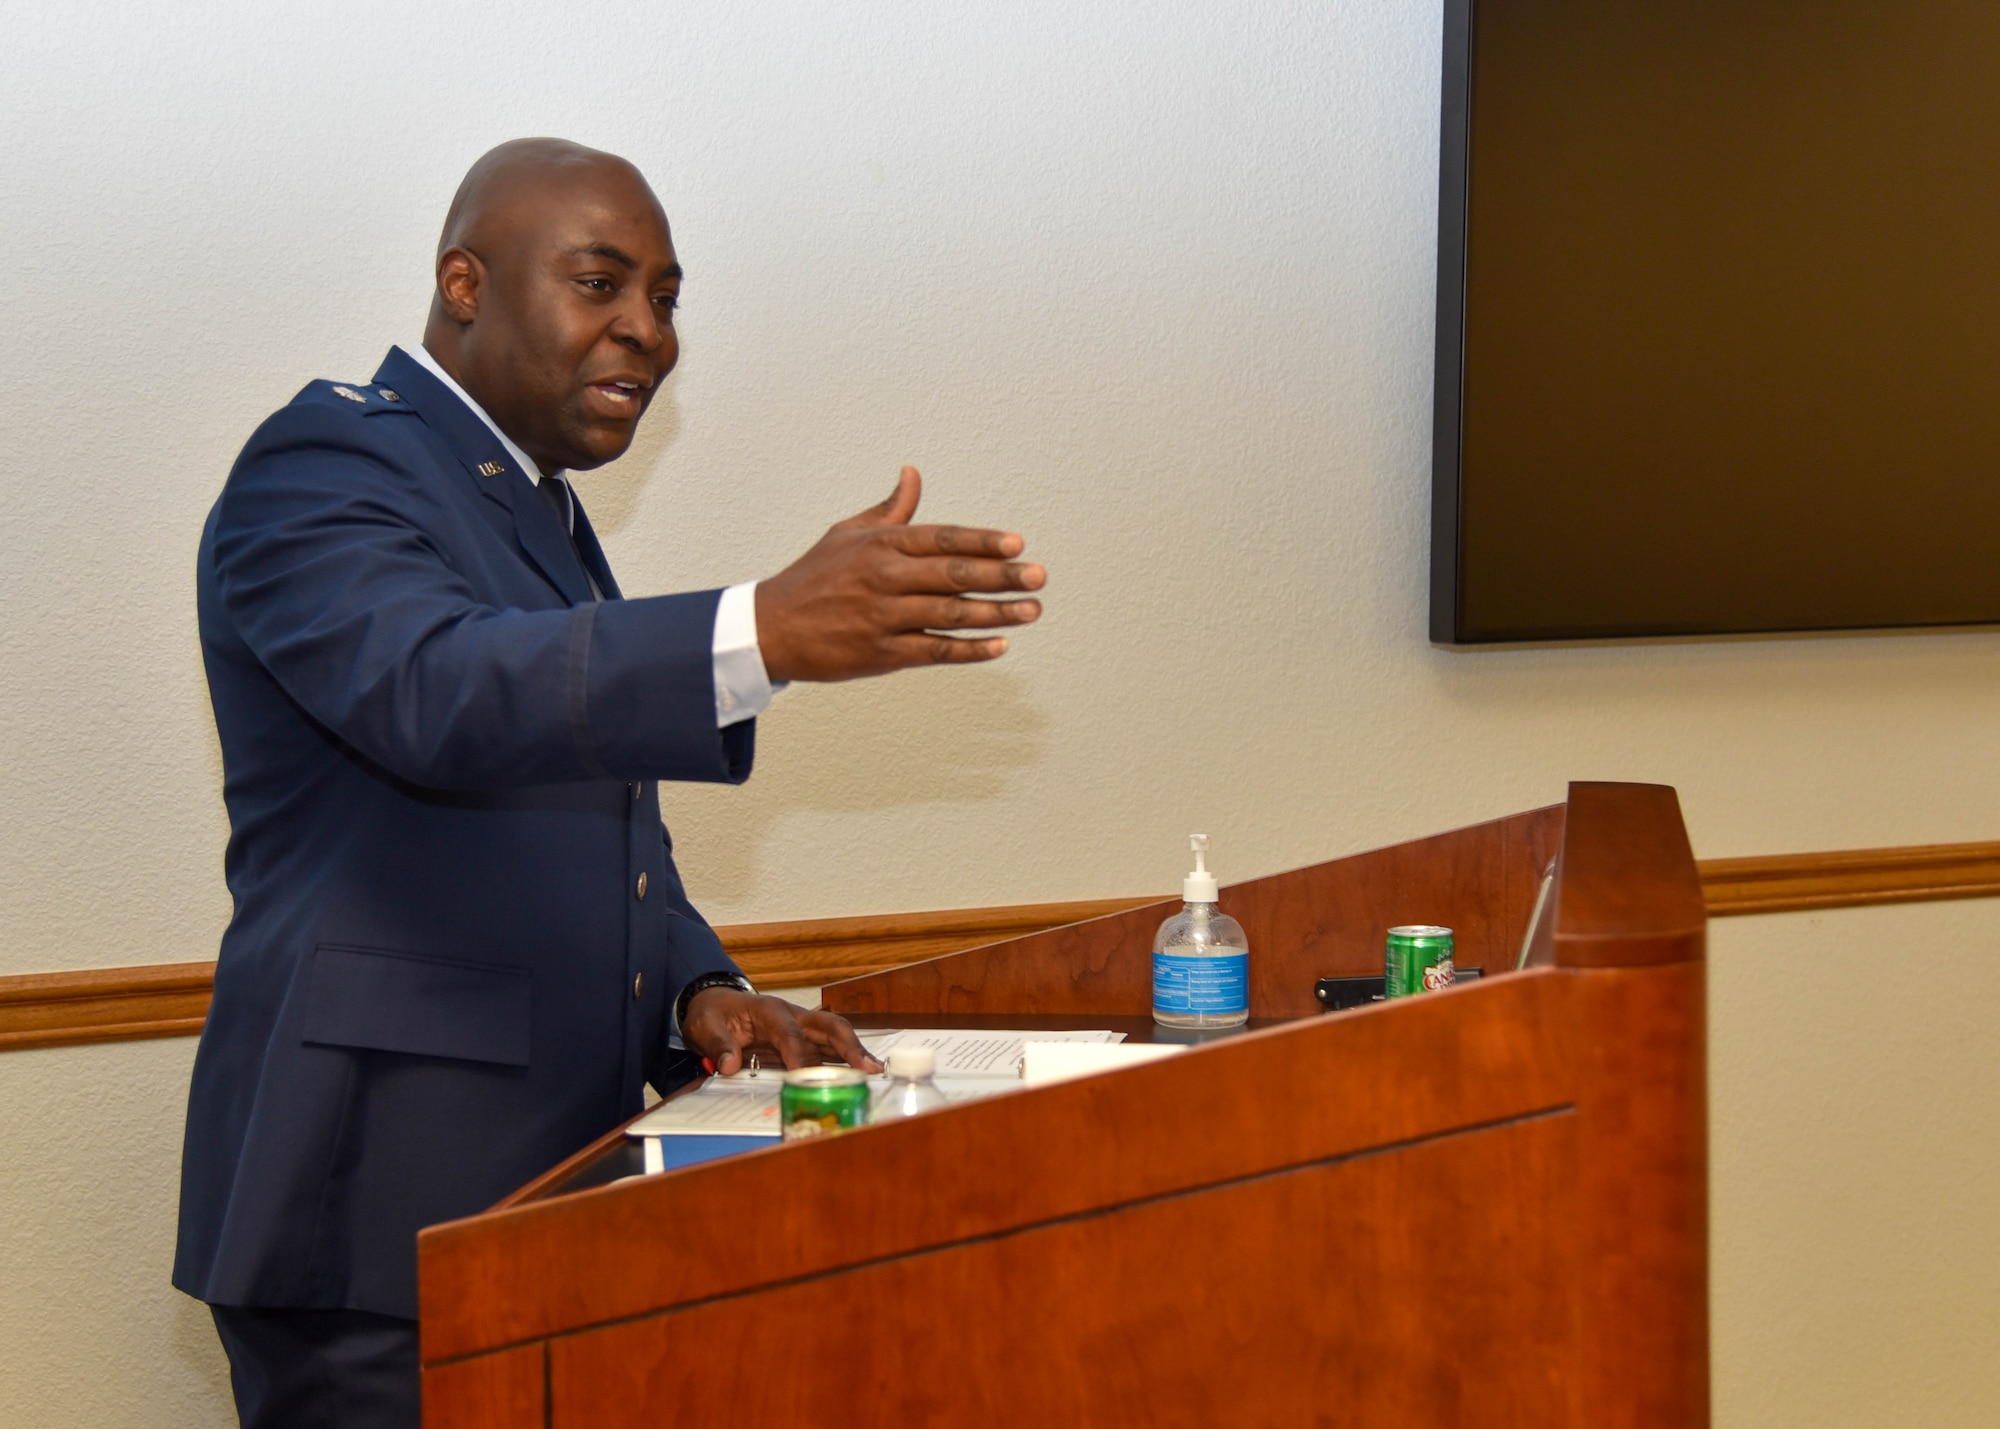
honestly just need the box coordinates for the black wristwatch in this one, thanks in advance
[675,971,755,1032]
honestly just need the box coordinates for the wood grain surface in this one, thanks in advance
[419,967,1585,1362]
[718,896,1153,984]
[1572,960,1708,1424]
[8,835,1996,1052]
[0,961,213,1052]
[554,1110,1583,1427]
[821,804,1567,1019]
[417,781,1711,1426]
[419,1342,543,1429]
[0,899,1147,1053]
[1547,783,1706,969]
[1698,839,2000,914]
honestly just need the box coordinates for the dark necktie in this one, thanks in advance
[536,476,602,600]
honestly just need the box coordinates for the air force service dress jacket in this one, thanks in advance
[175,345,751,1320]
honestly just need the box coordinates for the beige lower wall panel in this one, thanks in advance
[1708,900,2000,1428]
[5,916,1998,1425]
[0,1036,233,1429]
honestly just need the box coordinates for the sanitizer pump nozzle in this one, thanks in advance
[1184,834,1219,904]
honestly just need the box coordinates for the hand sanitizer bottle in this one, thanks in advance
[1152,834,1249,1028]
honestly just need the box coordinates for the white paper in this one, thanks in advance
[920,1074,1022,1103]
[625,1029,1127,1140]
[1021,1040,1183,1087]
[627,1070,784,1137]
[856,1027,1124,1078]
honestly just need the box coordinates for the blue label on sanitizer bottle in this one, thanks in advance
[1152,949,1249,1016]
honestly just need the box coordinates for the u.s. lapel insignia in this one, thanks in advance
[477,460,505,477]
[378,388,400,402]
[331,385,367,403]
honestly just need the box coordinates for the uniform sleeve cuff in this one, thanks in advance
[712,581,785,728]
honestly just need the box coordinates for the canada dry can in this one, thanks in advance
[779,1066,871,1140]
[1384,925,1455,999]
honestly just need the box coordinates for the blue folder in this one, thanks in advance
[646,1135,775,1172]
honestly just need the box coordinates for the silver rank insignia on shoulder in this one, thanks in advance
[378,389,400,402]
[331,385,367,403]
[477,460,505,477]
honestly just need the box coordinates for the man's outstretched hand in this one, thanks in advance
[682,987,883,1076]
[754,467,1046,683]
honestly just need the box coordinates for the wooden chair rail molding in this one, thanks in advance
[6,840,2000,1053]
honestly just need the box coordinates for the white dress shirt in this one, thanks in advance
[406,344,779,729]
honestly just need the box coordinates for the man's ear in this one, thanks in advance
[435,246,485,325]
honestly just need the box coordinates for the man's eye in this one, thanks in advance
[581,277,614,293]
[654,293,679,312]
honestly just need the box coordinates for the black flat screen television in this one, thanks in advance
[1431,0,2000,643]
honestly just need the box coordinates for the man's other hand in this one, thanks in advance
[682,988,884,1076]
[754,466,1046,683]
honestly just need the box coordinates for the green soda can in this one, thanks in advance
[1384,925,1456,998]
[779,1066,871,1140]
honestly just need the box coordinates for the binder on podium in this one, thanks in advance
[418,781,1708,1426]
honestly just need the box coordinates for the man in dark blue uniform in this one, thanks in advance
[176,138,1047,1428]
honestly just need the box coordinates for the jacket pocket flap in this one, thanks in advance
[302,945,531,1066]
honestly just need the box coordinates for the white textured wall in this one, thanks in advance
[2,1,1997,1425]
[8,0,2000,964]
[1709,901,2000,1428]
[0,1038,236,1428]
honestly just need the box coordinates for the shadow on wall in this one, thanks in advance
[168,1292,235,1423]
[564,367,1050,907]
[664,663,1049,905]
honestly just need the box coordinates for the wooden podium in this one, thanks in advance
[417,781,1708,1426]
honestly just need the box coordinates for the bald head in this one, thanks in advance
[435,138,658,264]
[423,139,682,474]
